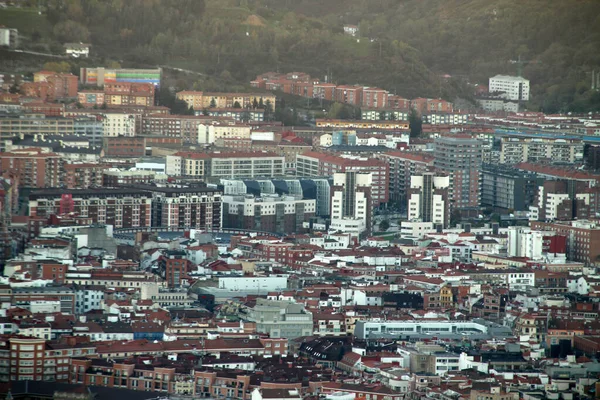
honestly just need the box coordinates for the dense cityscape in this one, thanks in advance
[1,1,600,400]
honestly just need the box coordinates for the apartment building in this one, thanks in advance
[104,82,155,107]
[63,162,107,189]
[529,180,597,222]
[198,123,252,144]
[334,85,363,106]
[489,75,530,101]
[101,112,140,137]
[481,164,543,212]
[28,188,152,229]
[296,151,389,207]
[223,194,315,234]
[380,152,435,203]
[408,172,450,228]
[77,90,105,107]
[167,151,285,181]
[500,136,583,164]
[176,91,276,110]
[387,95,411,110]
[411,98,454,114]
[434,135,483,209]
[0,336,96,383]
[102,136,145,157]
[330,172,372,236]
[530,220,600,264]
[204,108,265,122]
[313,83,336,101]
[21,72,78,101]
[362,87,388,109]
[147,185,222,230]
[0,148,63,188]
[0,115,76,137]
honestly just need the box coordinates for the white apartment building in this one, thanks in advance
[408,174,450,227]
[330,172,372,237]
[489,75,530,101]
[101,113,137,137]
[507,227,544,259]
[197,123,252,144]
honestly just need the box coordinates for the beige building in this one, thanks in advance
[176,91,276,110]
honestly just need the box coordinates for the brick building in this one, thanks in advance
[104,82,155,107]
[0,148,63,188]
[63,162,107,189]
[102,136,146,157]
[530,220,600,265]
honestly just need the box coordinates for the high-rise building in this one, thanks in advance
[481,164,543,212]
[434,135,483,210]
[0,148,63,188]
[296,151,389,208]
[380,152,435,204]
[330,172,372,237]
[161,250,189,288]
[407,172,450,228]
[529,180,598,222]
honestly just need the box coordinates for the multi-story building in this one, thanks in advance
[12,285,76,314]
[0,27,18,48]
[361,109,409,121]
[380,152,435,203]
[197,123,252,144]
[223,194,315,234]
[296,151,389,207]
[63,162,107,189]
[102,169,165,186]
[334,85,363,106]
[221,177,331,217]
[203,108,265,122]
[313,83,336,101]
[29,188,152,229]
[176,91,276,110]
[481,164,543,212]
[0,335,96,383]
[101,112,140,137]
[0,115,76,137]
[500,136,583,164]
[21,72,78,101]
[530,220,600,264]
[245,299,313,339]
[102,136,146,157]
[167,151,285,181]
[104,82,155,107]
[387,95,411,110]
[80,67,162,87]
[315,119,409,130]
[330,172,372,236]
[362,87,388,109]
[147,185,222,230]
[529,180,597,222]
[434,135,483,209]
[160,250,190,288]
[422,113,468,125]
[0,148,63,188]
[407,172,450,228]
[77,90,105,107]
[489,75,530,101]
[21,102,65,117]
[411,98,454,114]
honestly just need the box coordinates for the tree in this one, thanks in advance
[450,209,462,227]
[379,111,386,120]
[43,61,71,73]
[408,108,422,138]
[264,100,274,121]
[52,19,90,43]
[252,98,259,109]
[389,112,397,121]
[209,98,217,108]
[241,111,251,123]
[233,101,241,109]
[202,108,210,116]
[379,220,390,231]
[258,97,264,109]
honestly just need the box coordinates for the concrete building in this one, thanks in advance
[330,172,372,237]
[29,188,152,229]
[531,220,600,264]
[500,136,583,164]
[408,172,450,228]
[80,67,162,87]
[223,194,315,234]
[380,152,435,204]
[481,164,543,212]
[221,177,332,217]
[167,151,285,181]
[529,180,596,222]
[197,123,252,144]
[101,112,139,137]
[434,135,483,210]
[296,151,388,208]
[245,298,313,339]
[489,75,530,101]
[0,27,18,48]
[507,227,544,259]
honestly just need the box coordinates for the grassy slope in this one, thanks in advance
[0,7,52,37]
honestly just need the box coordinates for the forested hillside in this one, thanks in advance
[41,0,600,112]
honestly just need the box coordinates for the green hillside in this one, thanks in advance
[12,0,600,111]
